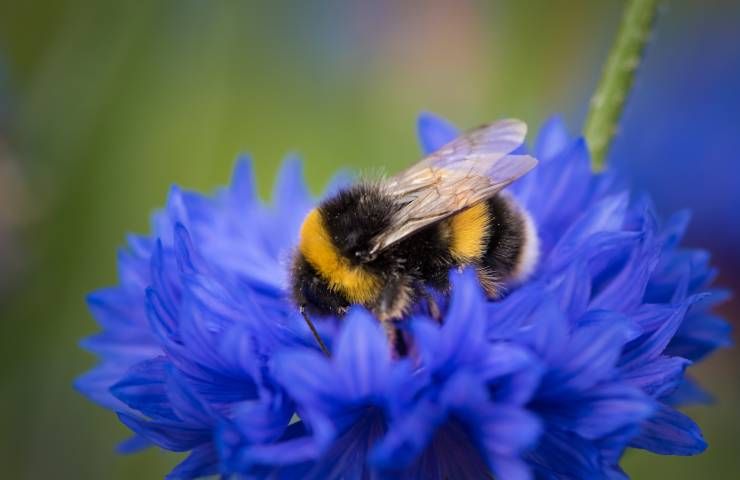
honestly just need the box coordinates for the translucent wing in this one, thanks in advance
[370,119,537,254]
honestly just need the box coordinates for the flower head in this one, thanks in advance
[77,113,730,479]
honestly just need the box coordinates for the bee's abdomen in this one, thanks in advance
[482,194,539,285]
[442,195,538,297]
[445,202,492,263]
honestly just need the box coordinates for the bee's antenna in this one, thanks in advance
[300,306,330,357]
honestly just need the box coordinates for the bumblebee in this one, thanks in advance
[291,119,539,354]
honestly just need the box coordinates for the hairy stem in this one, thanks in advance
[584,0,661,171]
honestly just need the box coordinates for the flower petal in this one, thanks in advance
[117,413,209,452]
[543,319,632,394]
[569,383,654,439]
[228,155,257,210]
[619,297,696,369]
[630,404,707,455]
[534,116,570,161]
[526,430,603,479]
[271,350,337,412]
[663,377,713,406]
[111,357,176,421]
[116,434,151,454]
[490,456,533,480]
[621,355,690,399]
[335,308,392,397]
[166,444,219,479]
[416,112,459,154]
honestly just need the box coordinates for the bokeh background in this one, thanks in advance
[1,0,738,478]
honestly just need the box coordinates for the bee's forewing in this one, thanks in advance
[370,120,537,253]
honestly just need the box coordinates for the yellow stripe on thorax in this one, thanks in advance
[298,209,381,304]
[448,202,490,262]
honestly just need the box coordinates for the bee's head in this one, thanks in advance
[319,183,397,264]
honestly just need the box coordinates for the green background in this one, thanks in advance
[0,1,737,478]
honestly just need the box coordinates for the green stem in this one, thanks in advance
[584,0,661,171]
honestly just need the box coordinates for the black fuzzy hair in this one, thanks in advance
[318,182,398,266]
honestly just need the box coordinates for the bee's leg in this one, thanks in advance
[423,291,442,324]
[381,320,408,358]
[373,275,414,357]
[413,282,442,324]
[476,266,504,299]
[376,276,413,321]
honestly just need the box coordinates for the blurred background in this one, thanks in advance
[0,0,737,478]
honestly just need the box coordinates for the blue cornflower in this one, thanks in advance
[77,113,730,479]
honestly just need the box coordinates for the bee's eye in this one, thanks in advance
[355,250,375,262]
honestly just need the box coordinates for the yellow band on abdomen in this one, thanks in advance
[298,209,381,304]
[448,202,490,262]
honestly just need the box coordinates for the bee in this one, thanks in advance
[291,119,539,354]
